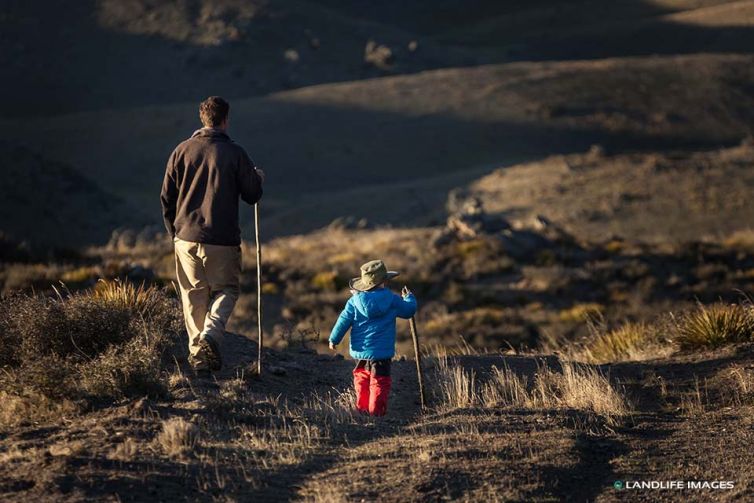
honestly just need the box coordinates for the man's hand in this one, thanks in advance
[328,341,336,351]
[401,286,412,297]
[255,168,266,183]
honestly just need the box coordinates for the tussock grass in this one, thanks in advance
[157,417,199,458]
[674,303,754,348]
[532,362,629,421]
[91,279,171,319]
[581,322,671,363]
[435,357,477,409]
[108,437,139,461]
[434,358,630,425]
[480,365,530,408]
[0,280,182,428]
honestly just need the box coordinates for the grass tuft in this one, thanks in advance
[582,322,670,363]
[674,303,754,348]
[434,358,630,425]
[156,417,199,458]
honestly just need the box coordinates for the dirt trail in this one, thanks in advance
[1,335,753,501]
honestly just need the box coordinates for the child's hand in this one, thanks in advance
[329,342,336,351]
[401,286,412,297]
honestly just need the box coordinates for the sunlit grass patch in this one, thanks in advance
[581,322,671,363]
[558,303,603,323]
[673,303,754,348]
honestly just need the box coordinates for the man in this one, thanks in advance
[160,96,264,375]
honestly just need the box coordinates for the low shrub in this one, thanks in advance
[0,280,182,425]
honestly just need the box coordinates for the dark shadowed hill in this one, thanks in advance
[0,143,142,246]
[2,0,754,116]
[1,53,753,245]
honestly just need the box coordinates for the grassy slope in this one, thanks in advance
[1,331,752,502]
[1,53,753,244]
[470,144,754,243]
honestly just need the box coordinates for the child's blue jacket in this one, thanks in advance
[329,288,417,360]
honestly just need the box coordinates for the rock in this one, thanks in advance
[364,40,393,69]
[444,195,511,240]
[284,49,299,63]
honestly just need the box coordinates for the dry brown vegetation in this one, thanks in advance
[433,356,630,425]
[2,1,754,499]
[1,278,754,500]
[0,281,182,428]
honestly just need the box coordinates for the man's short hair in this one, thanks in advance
[199,96,230,128]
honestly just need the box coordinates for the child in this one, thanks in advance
[328,259,417,416]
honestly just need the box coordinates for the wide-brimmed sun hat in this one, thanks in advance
[349,260,400,292]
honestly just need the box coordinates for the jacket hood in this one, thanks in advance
[352,289,394,319]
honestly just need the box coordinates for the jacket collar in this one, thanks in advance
[191,127,230,140]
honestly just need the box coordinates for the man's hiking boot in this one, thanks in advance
[188,335,222,374]
[198,335,223,371]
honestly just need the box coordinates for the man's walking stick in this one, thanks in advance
[255,203,263,375]
[409,315,427,411]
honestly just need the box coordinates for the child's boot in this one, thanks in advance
[353,367,371,413]
[369,375,392,416]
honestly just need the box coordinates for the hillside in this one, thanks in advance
[3,2,754,501]
[3,0,753,117]
[1,283,753,501]
[2,53,754,245]
[0,143,140,246]
[470,143,754,244]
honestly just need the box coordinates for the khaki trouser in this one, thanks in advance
[174,238,241,357]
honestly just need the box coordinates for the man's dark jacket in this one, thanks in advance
[160,128,263,246]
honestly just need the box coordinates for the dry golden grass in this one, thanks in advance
[92,278,172,319]
[558,303,603,323]
[481,365,530,408]
[156,417,199,458]
[722,229,754,250]
[433,357,630,425]
[435,358,478,409]
[107,437,139,461]
[0,280,181,421]
[580,322,672,363]
[673,303,754,348]
[531,362,630,422]
[727,365,754,396]
[0,391,78,430]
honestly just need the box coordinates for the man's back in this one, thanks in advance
[160,128,262,246]
[162,95,264,375]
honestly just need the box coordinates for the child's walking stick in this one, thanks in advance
[255,203,263,375]
[409,314,427,411]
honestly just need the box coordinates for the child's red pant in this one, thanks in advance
[353,359,392,416]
